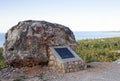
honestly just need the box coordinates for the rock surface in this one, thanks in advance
[3,20,77,67]
[0,62,120,81]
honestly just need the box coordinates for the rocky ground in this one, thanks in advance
[0,62,120,81]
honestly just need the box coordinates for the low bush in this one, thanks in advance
[0,48,7,69]
[76,37,120,63]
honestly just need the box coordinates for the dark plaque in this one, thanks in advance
[54,48,75,59]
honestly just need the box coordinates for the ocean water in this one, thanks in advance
[1,31,120,47]
[74,31,120,40]
[0,33,5,47]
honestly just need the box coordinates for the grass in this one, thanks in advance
[76,37,120,63]
[13,78,23,81]
[0,37,120,69]
[0,48,7,69]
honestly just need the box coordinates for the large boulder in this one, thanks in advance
[3,20,77,68]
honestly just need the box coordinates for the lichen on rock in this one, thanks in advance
[3,20,77,68]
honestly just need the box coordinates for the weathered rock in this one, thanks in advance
[3,20,77,68]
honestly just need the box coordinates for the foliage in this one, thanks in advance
[1,37,120,69]
[13,76,26,81]
[76,37,120,63]
[13,78,23,81]
[37,72,45,80]
[0,48,7,69]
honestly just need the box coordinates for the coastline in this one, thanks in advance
[0,35,120,81]
[1,31,120,47]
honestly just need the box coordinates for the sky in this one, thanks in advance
[0,0,120,33]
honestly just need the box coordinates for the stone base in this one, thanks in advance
[64,60,86,73]
[48,49,86,73]
[48,60,85,73]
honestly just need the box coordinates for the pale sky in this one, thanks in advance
[0,0,120,33]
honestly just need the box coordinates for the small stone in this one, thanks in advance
[69,69,73,72]
[49,55,56,61]
[78,61,82,64]
[61,64,65,68]
[68,62,71,65]
[66,69,70,73]
[75,61,78,65]
[61,70,65,74]
[49,61,54,66]
[68,65,72,68]
[51,66,55,70]
[57,63,62,67]
[54,61,57,66]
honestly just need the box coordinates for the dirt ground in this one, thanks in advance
[0,62,120,81]
[53,62,120,81]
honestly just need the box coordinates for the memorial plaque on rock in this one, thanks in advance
[50,46,83,63]
[54,48,75,59]
[50,46,85,73]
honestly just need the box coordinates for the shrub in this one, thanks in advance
[0,48,7,69]
[76,37,120,63]
[13,78,23,81]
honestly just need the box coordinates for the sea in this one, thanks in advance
[1,31,120,47]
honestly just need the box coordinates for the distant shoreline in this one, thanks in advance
[1,31,120,47]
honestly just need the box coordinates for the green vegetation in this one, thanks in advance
[0,48,7,69]
[13,78,23,81]
[76,37,120,63]
[0,37,120,69]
